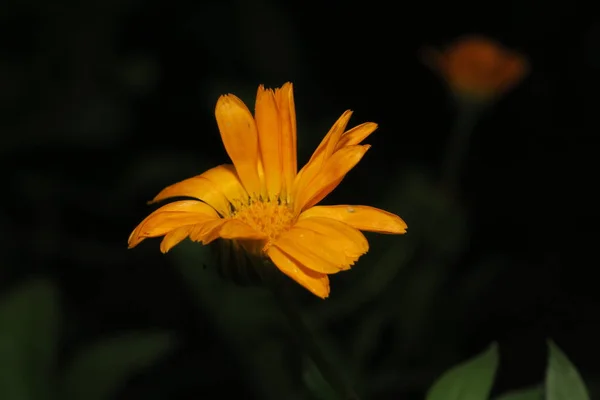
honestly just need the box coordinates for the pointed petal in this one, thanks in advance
[215,94,262,196]
[294,144,371,213]
[300,205,407,234]
[322,110,354,161]
[292,111,353,201]
[160,226,193,253]
[255,85,282,198]
[128,200,220,248]
[150,164,247,216]
[335,122,378,150]
[189,218,227,245]
[309,110,354,165]
[274,82,297,200]
[274,217,368,274]
[267,246,330,299]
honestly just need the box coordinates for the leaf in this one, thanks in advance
[388,169,468,257]
[61,331,174,400]
[495,386,543,400]
[302,357,338,400]
[0,279,60,400]
[426,342,499,400]
[545,340,590,400]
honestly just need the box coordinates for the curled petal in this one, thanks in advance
[160,226,193,253]
[189,219,227,245]
[274,217,368,274]
[268,246,330,299]
[150,164,247,216]
[300,205,407,234]
[128,200,220,249]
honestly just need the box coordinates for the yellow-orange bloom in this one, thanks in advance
[422,36,528,101]
[128,83,407,298]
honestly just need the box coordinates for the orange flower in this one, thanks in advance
[128,83,407,299]
[422,36,528,101]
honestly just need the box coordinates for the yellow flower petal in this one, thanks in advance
[150,164,247,216]
[274,236,344,274]
[274,217,368,274]
[310,110,354,164]
[128,200,220,248]
[335,122,378,150]
[295,216,369,255]
[255,85,282,198]
[267,245,330,299]
[292,111,353,201]
[274,82,297,200]
[218,219,267,241]
[299,205,407,234]
[215,94,262,196]
[294,144,371,213]
[201,164,250,206]
[189,219,227,245]
[321,110,354,161]
[160,226,193,253]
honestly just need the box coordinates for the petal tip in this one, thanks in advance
[127,236,140,249]
[312,283,330,299]
[127,229,139,247]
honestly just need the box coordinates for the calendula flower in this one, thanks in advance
[128,83,407,298]
[422,35,528,101]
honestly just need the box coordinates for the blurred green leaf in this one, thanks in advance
[495,386,543,400]
[387,168,468,256]
[302,357,338,400]
[0,279,60,400]
[394,260,450,354]
[61,331,174,400]
[546,340,590,400]
[426,342,499,400]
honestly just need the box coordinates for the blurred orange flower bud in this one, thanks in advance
[422,35,529,102]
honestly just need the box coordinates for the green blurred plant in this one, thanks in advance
[425,341,590,400]
[0,279,174,400]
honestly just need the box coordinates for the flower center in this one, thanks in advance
[232,199,296,249]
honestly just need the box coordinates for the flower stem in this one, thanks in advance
[440,101,483,194]
[269,282,361,400]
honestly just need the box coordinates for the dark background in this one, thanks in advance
[1,0,598,399]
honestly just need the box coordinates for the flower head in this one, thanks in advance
[422,36,528,101]
[128,83,407,298]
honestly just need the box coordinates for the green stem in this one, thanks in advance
[440,101,482,194]
[269,282,360,400]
